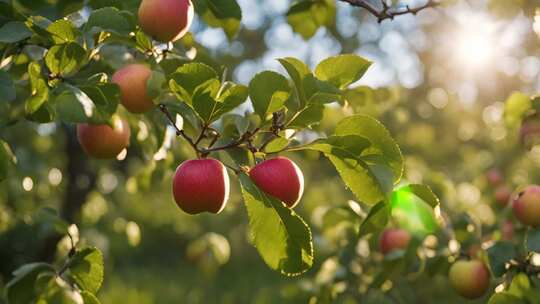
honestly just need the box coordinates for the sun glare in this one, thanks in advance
[451,13,498,71]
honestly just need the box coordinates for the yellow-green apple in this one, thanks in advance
[379,228,411,254]
[449,260,490,299]
[173,158,230,214]
[513,185,540,227]
[248,156,304,208]
[138,0,194,42]
[77,117,130,159]
[112,64,154,114]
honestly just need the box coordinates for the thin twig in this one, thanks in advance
[338,0,439,22]
[158,104,200,157]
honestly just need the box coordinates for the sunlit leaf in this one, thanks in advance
[249,71,291,120]
[6,263,56,304]
[315,54,372,89]
[239,174,313,276]
[68,247,104,293]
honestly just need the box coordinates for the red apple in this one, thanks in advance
[513,185,540,227]
[173,158,230,215]
[379,228,411,255]
[486,169,503,186]
[112,64,154,114]
[248,156,304,208]
[449,260,490,299]
[77,117,130,159]
[138,0,194,42]
[494,185,512,207]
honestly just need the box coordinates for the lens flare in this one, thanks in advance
[390,186,438,236]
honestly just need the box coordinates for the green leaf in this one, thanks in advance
[0,70,16,102]
[147,70,166,99]
[299,135,372,156]
[0,21,32,43]
[277,57,311,105]
[302,74,342,104]
[81,291,101,304]
[314,54,372,89]
[249,71,291,120]
[488,292,523,304]
[169,62,218,104]
[53,85,99,123]
[45,42,87,77]
[508,273,531,299]
[191,79,220,122]
[6,263,56,304]
[487,241,516,277]
[26,62,50,116]
[36,275,84,304]
[193,79,248,123]
[291,115,401,204]
[85,7,133,35]
[286,0,335,40]
[264,137,290,153]
[135,30,153,52]
[25,16,52,38]
[79,83,120,122]
[287,104,325,128]
[359,201,390,237]
[291,134,391,204]
[526,228,540,253]
[239,174,313,276]
[212,83,248,121]
[407,184,440,208]
[504,92,532,128]
[334,115,403,184]
[68,247,104,293]
[47,19,79,44]
[194,0,242,40]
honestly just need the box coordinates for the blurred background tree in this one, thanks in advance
[1,0,540,303]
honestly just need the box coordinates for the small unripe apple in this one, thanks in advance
[520,113,540,149]
[494,185,512,206]
[486,169,503,186]
[513,185,540,227]
[173,158,230,215]
[77,117,130,159]
[248,156,304,208]
[112,64,154,114]
[138,0,194,42]
[379,228,411,255]
[449,260,490,299]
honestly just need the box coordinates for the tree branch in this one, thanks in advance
[338,0,439,22]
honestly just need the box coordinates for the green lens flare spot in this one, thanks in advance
[390,186,438,236]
